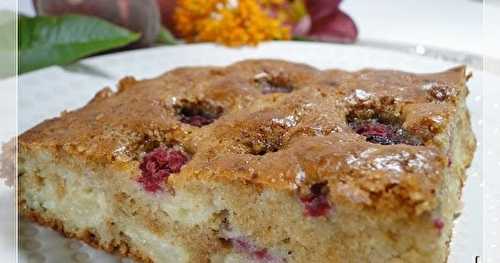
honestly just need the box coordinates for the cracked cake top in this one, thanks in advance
[19,59,470,218]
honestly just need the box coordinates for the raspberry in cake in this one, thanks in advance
[18,59,475,263]
[137,147,188,193]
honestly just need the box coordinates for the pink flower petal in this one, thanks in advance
[295,0,358,43]
[307,9,358,43]
[305,0,341,22]
[292,15,311,36]
[156,0,177,32]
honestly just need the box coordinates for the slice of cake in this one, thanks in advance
[18,59,475,263]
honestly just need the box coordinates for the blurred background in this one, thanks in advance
[15,0,499,55]
[7,0,499,75]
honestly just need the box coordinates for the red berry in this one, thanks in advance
[433,218,445,233]
[254,249,273,261]
[176,101,223,127]
[349,118,422,146]
[180,115,215,127]
[300,182,333,217]
[137,147,188,193]
[229,237,283,262]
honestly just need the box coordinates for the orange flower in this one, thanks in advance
[174,0,291,46]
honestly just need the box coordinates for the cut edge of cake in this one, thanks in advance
[18,60,476,263]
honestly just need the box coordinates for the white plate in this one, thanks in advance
[13,41,492,263]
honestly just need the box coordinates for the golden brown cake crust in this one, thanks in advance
[19,59,471,218]
[22,211,154,263]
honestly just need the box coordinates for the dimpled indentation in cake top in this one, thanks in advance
[254,71,294,94]
[174,99,224,127]
[348,118,423,146]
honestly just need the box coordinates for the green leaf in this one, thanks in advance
[19,15,141,74]
[292,36,311,41]
[156,26,178,45]
[0,11,16,78]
